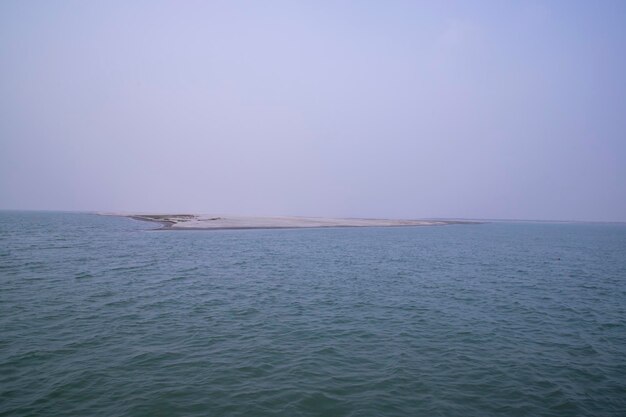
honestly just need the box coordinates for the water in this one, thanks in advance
[1,212,625,416]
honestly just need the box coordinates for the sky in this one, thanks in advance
[1,1,625,221]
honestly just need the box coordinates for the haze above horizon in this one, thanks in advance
[1,1,625,222]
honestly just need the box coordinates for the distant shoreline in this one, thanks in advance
[102,213,482,231]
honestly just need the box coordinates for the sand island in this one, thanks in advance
[104,213,479,230]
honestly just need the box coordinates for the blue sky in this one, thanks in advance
[1,1,625,221]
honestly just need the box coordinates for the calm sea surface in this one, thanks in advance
[1,212,625,416]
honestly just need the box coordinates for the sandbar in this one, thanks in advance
[101,213,480,230]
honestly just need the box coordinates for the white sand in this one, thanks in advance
[101,213,473,230]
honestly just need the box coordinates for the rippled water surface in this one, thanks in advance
[1,212,625,416]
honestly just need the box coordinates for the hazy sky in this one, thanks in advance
[1,1,625,221]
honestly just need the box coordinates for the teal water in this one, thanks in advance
[1,212,625,416]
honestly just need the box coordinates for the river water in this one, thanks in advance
[1,212,625,416]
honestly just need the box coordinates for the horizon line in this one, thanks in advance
[0,208,624,225]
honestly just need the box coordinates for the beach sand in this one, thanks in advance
[102,213,478,230]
